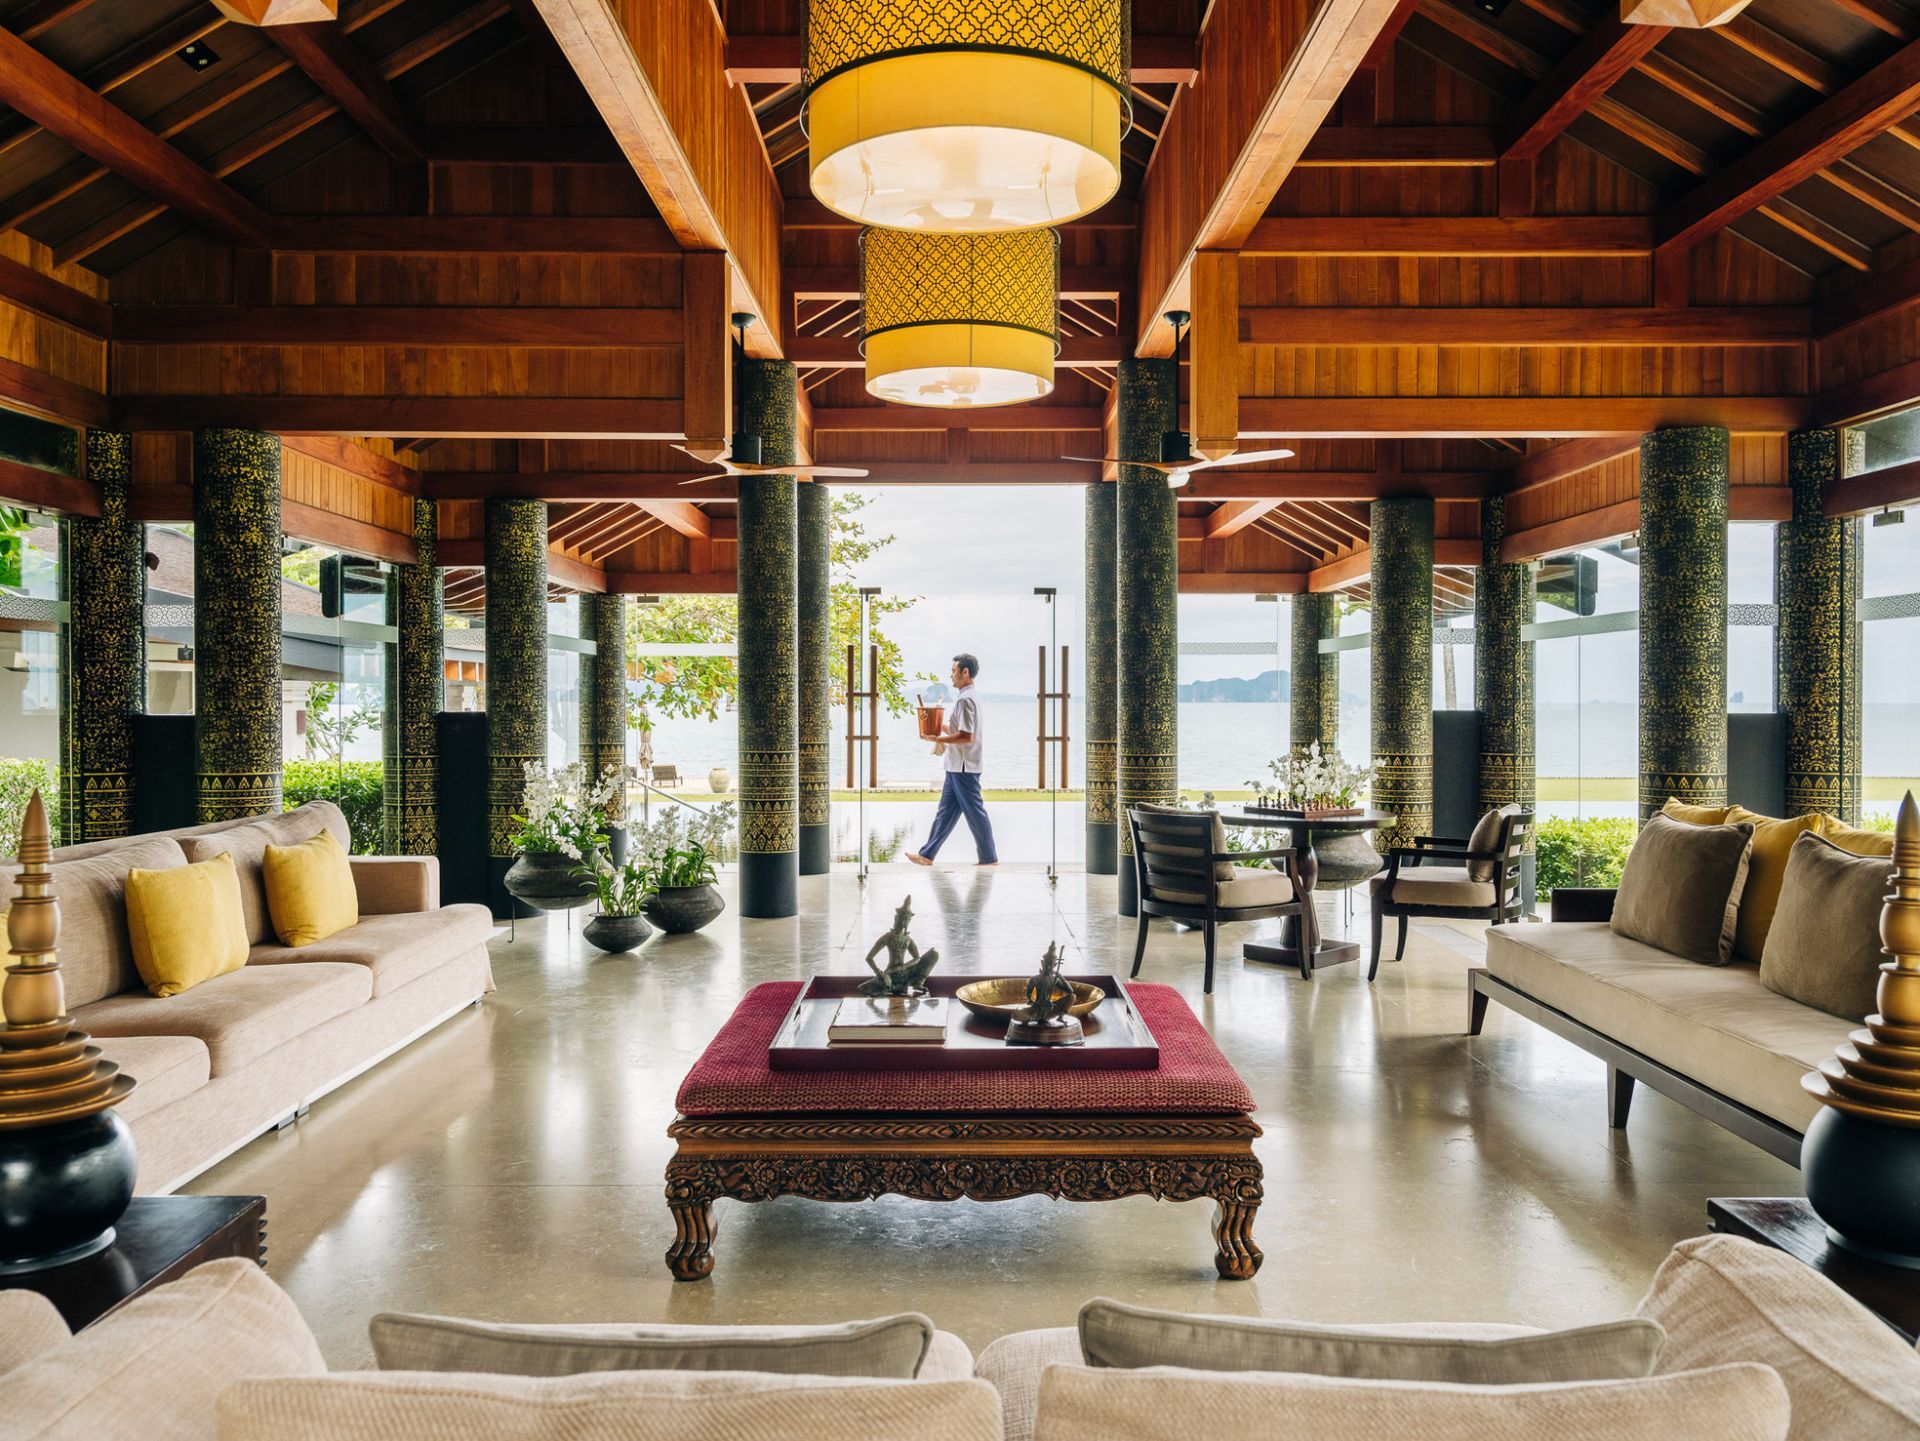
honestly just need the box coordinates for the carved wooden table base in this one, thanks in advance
[664,1113,1263,1281]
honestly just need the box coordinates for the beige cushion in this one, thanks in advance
[1485,924,1853,1130]
[1371,864,1496,908]
[1135,804,1233,883]
[0,837,188,1008]
[370,1312,938,1379]
[95,1034,211,1122]
[0,1290,68,1377]
[1078,1298,1662,1382]
[977,1328,1081,1441]
[1157,864,1295,909]
[1636,1235,1920,1441]
[1030,1362,1788,1441]
[1612,813,1753,966]
[8,1258,324,1441]
[1466,805,1518,882]
[250,905,494,998]
[219,1372,1004,1441]
[349,855,440,914]
[78,961,372,1075]
[183,804,350,946]
[1760,833,1892,1021]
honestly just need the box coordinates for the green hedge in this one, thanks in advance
[283,759,385,854]
[0,756,57,855]
[1533,816,1637,898]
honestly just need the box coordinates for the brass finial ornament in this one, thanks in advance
[1800,791,1920,1268]
[0,792,137,1273]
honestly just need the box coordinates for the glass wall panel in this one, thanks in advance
[0,517,61,847]
[144,524,194,715]
[1728,523,1776,713]
[1336,601,1370,765]
[1863,515,1920,823]
[1532,545,1638,825]
[1176,591,1287,792]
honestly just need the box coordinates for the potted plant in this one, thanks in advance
[504,761,624,910]
[632,799,735,935]
[580,853,654,953]
[1267,743,1372,819]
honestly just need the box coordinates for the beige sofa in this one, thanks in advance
[2,801,495,1194]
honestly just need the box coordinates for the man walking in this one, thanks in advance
[907,653,998,867]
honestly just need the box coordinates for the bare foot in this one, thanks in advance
[977,861,998,868]
[906,851,932,867]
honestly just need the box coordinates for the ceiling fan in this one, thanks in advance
[1063,310,1295,487]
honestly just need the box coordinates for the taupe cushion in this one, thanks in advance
[1078,1298,1663,1382]
[1484,924,1852,1130]
[250,905,494,997]
[1466,805,1518,882]
[78,961,371,1075]
[0,1290,68,1377]
[8,1258,325,1441]
[96,1033,211,1122]
[220,1372,1004,1441]
[0,836,188,1007]
[1135,804,1234,883]
[1153,865,1294,910]
[1759,833,1893,1021]
[1370,864,1496,909]
[182,803,350,946]
[977,1328,1081,1441]
[1029,1362,1788,1441]
[1611,813,1753,966]
[1636,1235,1920,1441]
[370,1312,939,1379]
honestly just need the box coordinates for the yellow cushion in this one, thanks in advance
[1820,816,1894,858]
[125,852,250,998]
[262,829,359,948]
[1722,807,1825,964]
[1662,797,1731,825]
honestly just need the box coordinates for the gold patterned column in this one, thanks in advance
[1289,592,1339,755]
[580,593,628,798]
[1779,429,1862,823]
[384,498,441,855]
[485,499,547,905]
[59,430,143,842]
[797,481,831,874]
[1370,497,1433,851]
[192,427,282,822]
[1475,494,1535,817]
[737,359,799,917]
[1115,357,1179,916]
[1639,425,1729,820]
[1084,479,1117,875]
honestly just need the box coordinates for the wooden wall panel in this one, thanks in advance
[0,232,107,418]
[109,345,685,400]
[1238,344,1806,400]
[1507,433,1785,542]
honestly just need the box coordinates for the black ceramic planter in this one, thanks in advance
[504,851,597,910]
[584,913,653,953]
[1802,1106,1920,1269]
[0,1110,137,1274]
[644,884,726,935]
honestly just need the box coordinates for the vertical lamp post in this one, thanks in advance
[1036,586,1058,885]
[857,585,879,883]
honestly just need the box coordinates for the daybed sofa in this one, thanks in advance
[1,801,495,1193]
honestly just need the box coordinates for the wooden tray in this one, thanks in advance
[769,974,1160,1072]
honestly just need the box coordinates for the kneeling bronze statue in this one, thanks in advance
[1007,941,1084,1046]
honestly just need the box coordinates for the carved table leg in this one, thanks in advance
[665,1161,719,1281]
[1212,1196,1263,1279]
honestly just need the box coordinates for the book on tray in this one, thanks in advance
[829,995,949,1044]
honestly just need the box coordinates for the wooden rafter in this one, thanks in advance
[1502,14,1670,162]
[267,20,430,168]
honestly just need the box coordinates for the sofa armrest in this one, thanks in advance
[1550,887,1616,923]
[350,855,440,914]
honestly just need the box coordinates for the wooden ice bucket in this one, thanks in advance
[916,705,945,740]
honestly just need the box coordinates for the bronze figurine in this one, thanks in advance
[1008,941,1085,1046]
[860,896,941,996]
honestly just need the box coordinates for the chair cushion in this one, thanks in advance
[249,905,494,998]
[1611,813,1753,966]
[1636,1235,1920,1441]
[182,803,349,946]
[77,960,371,1075]
[1484,923,1853,1130]
[1371,864,1495,909]
[263,828,358,948]
[1466,805,1518,882]
[0,1290,68,1378]
[1760,833,1892,1021]
[94,1034,211,1123]
[124,851,250,997]
[1154,864,1294,910]
[0,836,187,1007]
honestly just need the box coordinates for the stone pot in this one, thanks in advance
[708,767,733,795]
[0,1110,137,1274]
[583,912,653,953]
[1312,830,1385,892]
[503,851,596,910]
[644,883,726,935]
[1801,1106,1920,1269]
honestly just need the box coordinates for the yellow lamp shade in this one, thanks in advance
[805,0,1128,232]
[861,228,1058,409]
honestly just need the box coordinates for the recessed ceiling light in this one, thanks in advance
[178,41,219,71]
[1475,0,1511,14]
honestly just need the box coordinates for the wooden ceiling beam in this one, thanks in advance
[635,500,711,540]
[1242,306,1809,346]
[1506,436,1641,493]
[0,454,99,518]
[267,20,429,167]
[783,265,1128,300]
[424,472,732,501]
[1178,572,1311,595]
[789,333,1123,368]
[111,305,683,346]
[723,33,1199,86]
[417,465,1501,496]
[1242,216,1654,255]
[608,570,737,594]
[1178,470,1491,500]
[1298,126,1497,165]
[1825,456,1920,516]
[1237,395,1807,437]
[781,195,1137,231]
[1503,14,1670,162]
[808,407,1103,432]
[113,397,686,438]
[1310,537,1479,591]
[1204,500,1282,539]
[265,215,678,253]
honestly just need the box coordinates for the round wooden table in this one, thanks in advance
[1219,808,1395,977]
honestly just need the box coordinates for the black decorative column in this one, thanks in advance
[736,359,799,917]
[1115,357,1179,915]
[1289,592,1339,755]
[485,498,547,907]
[1778,429,1862,822]
[58,430,143,842]
[384,498,441,855]
[1474,494,1535,816]
[580,592,628,787]
[1638,426,1729,820]
[1084,479,1117,874]
[797,481,831,874]
[1370,497,1433,852]
[193,428,282,823]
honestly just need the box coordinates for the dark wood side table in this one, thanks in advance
[0,1195,266,1332]
[1708,1197,1920,1345]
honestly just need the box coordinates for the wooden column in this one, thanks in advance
[1289,592,1339,755]
[1189,251,1239,461]
[59,430,143,843]
[797,481,831,875]
[383,497,441,855]
[1084,479,1118,875]
[1370,497,1433,852]
[485,498,548,909]
[1778,429,1862,822]
[1475,494,1536,819]
[193,427,282,823]
[1639,425,1729,820]
[1116,357,1180,916]
[581,592,628,790]
[736,359,799,918]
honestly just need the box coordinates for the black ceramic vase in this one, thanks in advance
[583,913,653,953]
[643,884,726,935]
[1801,1106,1920,1269]
[503,851,597,910]
[0,1110,137,1274]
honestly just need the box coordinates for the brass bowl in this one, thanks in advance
[954,978,1105,1026]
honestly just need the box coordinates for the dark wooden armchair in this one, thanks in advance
[1127,807,1306,992]
[1368,808,1533,980]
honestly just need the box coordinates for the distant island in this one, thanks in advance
[1179,670,1289,703]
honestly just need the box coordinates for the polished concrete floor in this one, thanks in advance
[189,867,1801,1368]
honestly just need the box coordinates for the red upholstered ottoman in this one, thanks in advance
[664,982,1262,1281]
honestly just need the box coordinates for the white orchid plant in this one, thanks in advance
[1255,742,1373,813]
[509,761,630,859]
[627,799,738,891]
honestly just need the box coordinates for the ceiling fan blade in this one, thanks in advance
[1060,454,1122,466]
[1191,447,1298,472]
[1166,470,1193,489]
[790,464,870,478]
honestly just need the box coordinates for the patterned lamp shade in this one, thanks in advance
[804,0,1128,232]
[860,227,1058,408]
